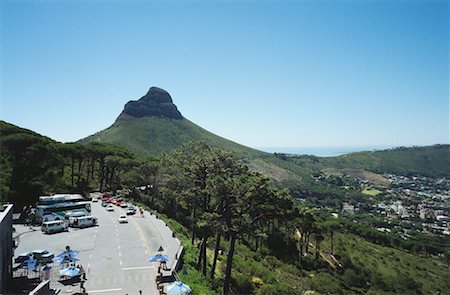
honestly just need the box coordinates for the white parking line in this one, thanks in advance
[122,266,155,270]
[131,219,152,254]
[89,288,122,293]
[89,254,93,259]
[118,252,121,257]
[119,260,122,265]
[118,245,120,249]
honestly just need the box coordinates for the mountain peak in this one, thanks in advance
[119,86,183,120]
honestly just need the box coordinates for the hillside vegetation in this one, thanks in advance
[1,120,450,294]
[0,120,135,205]
[284,144,450,179]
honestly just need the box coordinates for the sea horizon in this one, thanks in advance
[257,145,396,157]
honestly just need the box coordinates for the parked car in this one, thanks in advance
[106,205,114,212]
[118,215,128,223]
[15,249,54,264]
[65,211,87,221]
[70,216,97,228]
[30,249,55,262]
[41,220,68,234]
[120,202,128,208]
[126,208,135,215]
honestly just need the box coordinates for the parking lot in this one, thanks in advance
[13,201,181,294]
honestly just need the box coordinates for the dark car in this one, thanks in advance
[14,252,31,264]
[15,249,54,264]
[31,249,55,262]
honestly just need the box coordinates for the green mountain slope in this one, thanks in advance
[80,114,262,158]
[80,87,263,158]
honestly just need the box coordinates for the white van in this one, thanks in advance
[41,220,68,234]
[71,216,97,228]
[65,211,87,222]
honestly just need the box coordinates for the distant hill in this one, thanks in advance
[79,87,449,181]
[0,120,55,141]
[286,144,450,180]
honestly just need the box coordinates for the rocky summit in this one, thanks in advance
[120,87,183,119]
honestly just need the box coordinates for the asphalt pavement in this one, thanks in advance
[13,201,181,295]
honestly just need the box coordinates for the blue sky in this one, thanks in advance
[1,0,448,149]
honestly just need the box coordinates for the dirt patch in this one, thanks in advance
[342,168,390,186]
[321,168,390,186]
[247,159,294,182]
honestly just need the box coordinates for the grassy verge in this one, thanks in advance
[154,213,218,295]
[321,232,450,294]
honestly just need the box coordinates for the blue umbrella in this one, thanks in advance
[57,250,79,258]
[55,255,79,265]
[27,256,37,271]
[148,253,169,263]
[56,249,79,265]
[59,266,80,277]
[166,281,191,295]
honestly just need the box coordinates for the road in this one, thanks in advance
[13,201,181,295]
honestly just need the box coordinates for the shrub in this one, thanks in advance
[310,272,342,294]
[232,273,255,294]
[343,268,365,288]
[397,273,422,293]
[251,276,264,287]
[256,283,298,295]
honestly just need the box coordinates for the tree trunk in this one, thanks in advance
[211,232,221,279]
[76,158,83,185]
[99,159,105,190]
[300,235,304,259]
[223,232,237,295]
[191,207,196,245]
[315,234,319,260]
[298,241,302,262]
[305,234,310,255]
[202,235,208,276]
[330,230,334,255]
[196,235,205,271]
[71,157,75,188]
